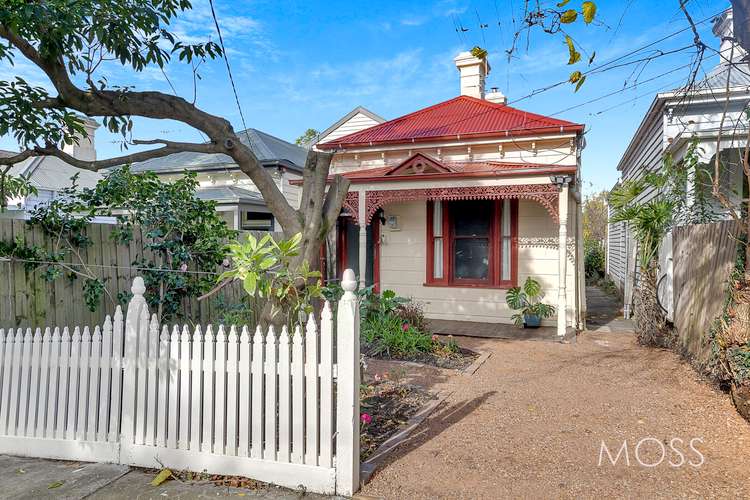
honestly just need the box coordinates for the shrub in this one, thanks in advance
[395,301,427,333]
[361,312,432,357]
[584,240,605,281]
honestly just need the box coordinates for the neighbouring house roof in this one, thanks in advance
[127,128,308,174]
[316,95,582,150]
[616,58,750,173]
[315,106,386,145]
[194,185,266,206]
[6,155,103,191]
[698,60,750,89]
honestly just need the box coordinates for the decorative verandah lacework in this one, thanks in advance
[349,184,561,225]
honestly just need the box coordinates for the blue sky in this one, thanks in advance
[0,0,729,195]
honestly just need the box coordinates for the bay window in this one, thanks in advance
[426,199,517,288]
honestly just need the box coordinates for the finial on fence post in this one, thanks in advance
[131,276,146,296]
[341,268,357,297]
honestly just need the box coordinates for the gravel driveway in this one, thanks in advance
[359,331,750,499]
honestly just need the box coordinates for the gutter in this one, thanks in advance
[316,125,585,151]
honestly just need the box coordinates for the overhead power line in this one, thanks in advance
[507,7,730,106]
[208,0,251,135]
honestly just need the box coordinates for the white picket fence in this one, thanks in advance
[0,270,361,495]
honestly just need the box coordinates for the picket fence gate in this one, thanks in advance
[0,271,361,495]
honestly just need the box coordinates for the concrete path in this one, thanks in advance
[0,455,333,499]
[0,455,129,499]
[359,332,750,498]
[585,285,634,333]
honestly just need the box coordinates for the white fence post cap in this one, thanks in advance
[131,276,146,296]
[341,269,356,293]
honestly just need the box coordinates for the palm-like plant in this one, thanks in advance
[609,177,676,271]
[506,277,556,327]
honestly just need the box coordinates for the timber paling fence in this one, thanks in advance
[0,272,362,495]
[672,220,742,363]
[0,217,282,328]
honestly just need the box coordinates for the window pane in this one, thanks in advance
[433,201,442,237]
[433,237,443,279]
[454,238,489,280]
[453,200,491,237]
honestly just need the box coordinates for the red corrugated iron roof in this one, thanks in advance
[317,95,583,149]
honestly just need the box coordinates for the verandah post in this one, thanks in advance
[557,182,570,337]
[335,268,360,496]
[121,276,148,448]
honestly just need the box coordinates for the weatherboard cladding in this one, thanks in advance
[317,95,582,149]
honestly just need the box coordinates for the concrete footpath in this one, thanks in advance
[0,455,333,499]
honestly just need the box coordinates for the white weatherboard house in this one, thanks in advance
[607,10,749,318]
[314,52,586,336]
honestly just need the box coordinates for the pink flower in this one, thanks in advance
[432,334,439,342]
[360,413,372,425]
[179,263,188,272]
[402,322,409,332]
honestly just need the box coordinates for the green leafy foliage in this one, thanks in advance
[505,277,556,327]
[609,140,717,272]
[584,240,605,281]
[361,313,432,357]
[220,232,322,328]
[15,167,235,321]
[356,288,457,358]
[0,170,37,210]
[294,128,320,147]
[0,0,222,147]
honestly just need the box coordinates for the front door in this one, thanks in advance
[337,216,380,291]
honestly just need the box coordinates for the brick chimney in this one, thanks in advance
[454,51,490,99]
[62,117,99,162]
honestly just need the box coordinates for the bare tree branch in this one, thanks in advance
[0,140,223,171]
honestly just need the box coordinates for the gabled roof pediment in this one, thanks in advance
[385,153,452,176]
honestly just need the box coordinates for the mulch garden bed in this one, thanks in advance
[360,378,435,461]
[362,343,479,370]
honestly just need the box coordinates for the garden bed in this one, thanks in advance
[362,342,479,370]
[360,378,435,461]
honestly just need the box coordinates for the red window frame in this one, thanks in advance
[426,199,518,289]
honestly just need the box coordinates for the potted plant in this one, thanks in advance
[505,277,556,328]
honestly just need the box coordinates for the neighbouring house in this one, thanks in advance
[313,51,586,336]
[128,128,305,231]
[606,9,749,319]
[1,118,103,215]
[312,106,385,146]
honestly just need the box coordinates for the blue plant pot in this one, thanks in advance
[524,314,541,328]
